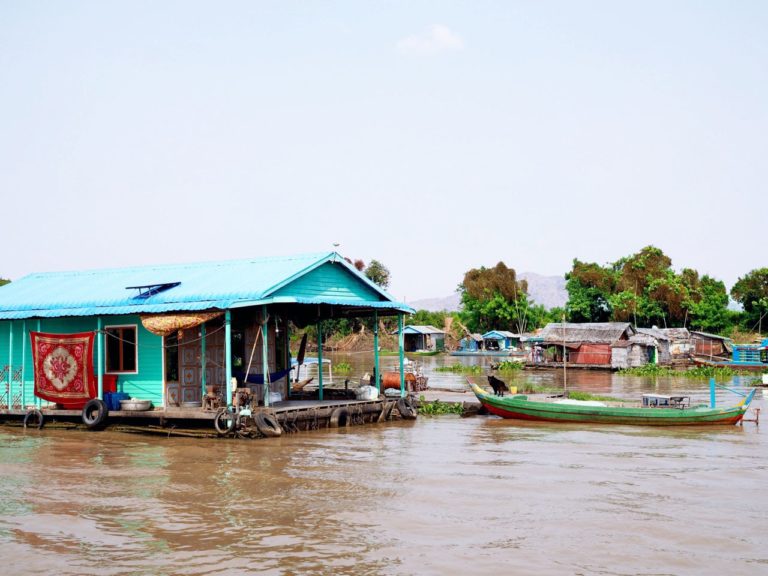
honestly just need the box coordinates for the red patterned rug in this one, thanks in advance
[30,331,96,409]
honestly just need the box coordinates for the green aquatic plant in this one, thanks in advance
[494,361,523,372]
[435,364,484,374]
[334,362,352,372]
[619,364,754,379]
[417,397,464,415]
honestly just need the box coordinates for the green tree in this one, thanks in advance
[687,275,731,333]
[0,278,9,287]
[564,259,615,322]
[459,262,543,333]
[731,268,768,332]
[364,260,390,288]
[407,310,447,329]
[564,246,730,332]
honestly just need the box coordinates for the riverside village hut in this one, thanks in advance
[400,325,445,352]
[0,252,413,415]
[611,333,659,369]
[635,327,692,365]
[537,322,636,367]
[481,330,522,351]
[690,331,733,361]
[457,333,484,352]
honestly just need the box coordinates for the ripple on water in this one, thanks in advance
[1,391,767,576]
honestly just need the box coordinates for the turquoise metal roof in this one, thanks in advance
[482,330,521,339]
[400,325,445,335]
[0,252,413,319]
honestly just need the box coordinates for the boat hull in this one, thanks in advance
[692,357,768,372]
[469,383,751,426]
[450,350,518,357]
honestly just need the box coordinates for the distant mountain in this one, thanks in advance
[409,273,567,312]
[519,272,567,310]
[408,292,462,312]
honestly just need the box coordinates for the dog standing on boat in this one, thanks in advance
[487,374,509,397]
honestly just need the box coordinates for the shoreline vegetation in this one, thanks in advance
[618,365,758,379]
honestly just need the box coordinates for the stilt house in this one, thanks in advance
[0,252,413,411]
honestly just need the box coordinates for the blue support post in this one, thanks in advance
[36,320,41,408]
[200,322,207,401]
[262,306,270,407]
[225,310,232,405]
[710,377,716,408]
[398,313,405,398]
[8,322,13,407]
[21,320,26,408]
[373,311,380,392]
[317,322,323,401]
[97,317,103,400]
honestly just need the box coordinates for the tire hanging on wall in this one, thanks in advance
[328,407,350,428]
[214,407,236,436]
[23,409,44,430]
[396,397,417,420]
[254,412,282,437]
[82,399,109,429]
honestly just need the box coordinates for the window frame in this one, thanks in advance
[104,324,139,375]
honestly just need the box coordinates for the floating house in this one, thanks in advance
[611,333,658,369]
[0,252,413,416]
[635,327,692,364]
[690,331,733,361]
[400,325,445,352]
[454,333,483,353]
[536,322,636,366]
[481,330,522,351]
[732,339,768,364]
[694,338,768,371]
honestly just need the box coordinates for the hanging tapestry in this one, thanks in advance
[140,312,224,337]
[30,331,96,409]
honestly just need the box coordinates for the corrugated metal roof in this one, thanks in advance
[401,325,445,335]
[636,327,691,342]
[0,252,413,319]
[540,322,635,344]
[482,330,521,339]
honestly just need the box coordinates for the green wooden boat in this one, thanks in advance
[468,381,756,426]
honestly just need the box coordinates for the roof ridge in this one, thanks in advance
[17,251,335,279]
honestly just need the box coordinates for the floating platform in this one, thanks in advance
[0,396,417,438]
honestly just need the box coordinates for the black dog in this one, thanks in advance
[487,375,509,397]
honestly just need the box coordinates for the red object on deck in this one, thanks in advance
[381,371,417,389]
[101,374,117,394]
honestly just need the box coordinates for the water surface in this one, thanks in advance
[1,363,765,575]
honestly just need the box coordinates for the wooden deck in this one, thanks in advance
[0,397,411,437]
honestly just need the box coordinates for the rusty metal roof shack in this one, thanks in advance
[540,322,636,344]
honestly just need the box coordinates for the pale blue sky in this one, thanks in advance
[1,1,766,303]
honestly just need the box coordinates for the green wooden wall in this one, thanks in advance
[272,262,382,302]
[0,315,164,408]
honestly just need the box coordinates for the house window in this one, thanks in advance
[105,325,138,373]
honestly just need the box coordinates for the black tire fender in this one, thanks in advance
[329,407,350,428]
[214,407,236,436]
[396,397,417,420]
[23,409,44,430]
[82,399,109,429]
[254,412,282,437]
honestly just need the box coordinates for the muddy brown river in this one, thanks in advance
[1,355,766,575]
